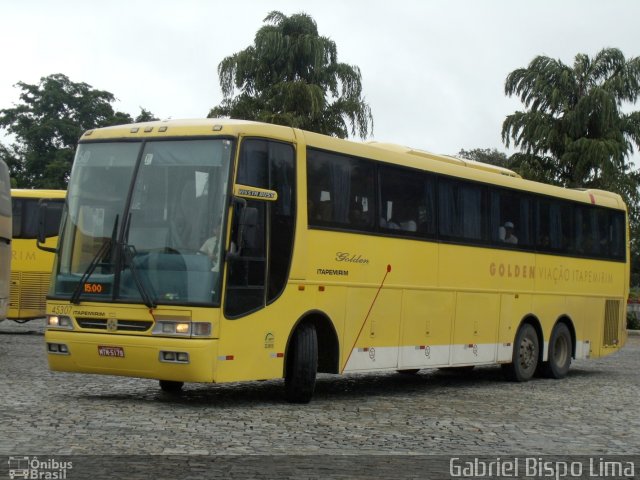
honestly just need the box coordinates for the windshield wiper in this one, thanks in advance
[69,212,156,308]
[70,214,119,305]
[121,244,157,309]
[70,239,112,305]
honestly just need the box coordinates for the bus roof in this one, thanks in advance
[11,189,66,198]
[365,142,521,178]
[81,118,297,142]
[80,118,626,212]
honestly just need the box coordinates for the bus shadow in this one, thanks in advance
[75,365,603,407]
[75,366,511,406]
[0,329,43,336]
[0,319,45,335]
[313,367,507,400]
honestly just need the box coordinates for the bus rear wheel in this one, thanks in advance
[502,323,539,382]
[159,380,184,393]
[541,323,572,379]
[285,323,318,403]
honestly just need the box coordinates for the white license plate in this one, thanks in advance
[98,345,125,358]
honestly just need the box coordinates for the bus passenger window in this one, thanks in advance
[489,189,532,247]
[378,165,435,237]
[306,148,374,231]
[439,179,487,242]
[316,200,333,222]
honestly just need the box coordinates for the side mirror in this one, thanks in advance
[238,206,258,251]
[36,201,56,253]
[227,198,260,261]
[239,205,258,226]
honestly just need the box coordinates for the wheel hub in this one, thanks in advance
[519,337,536,369]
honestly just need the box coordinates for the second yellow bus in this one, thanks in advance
[10,189,65,321]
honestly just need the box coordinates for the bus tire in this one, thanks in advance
[541,323,572,379]
[159,380,184,393]
[285,323,318,403]
[502,323,539,382]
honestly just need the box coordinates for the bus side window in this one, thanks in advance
[12,198,22,238]
[306,148,374,231]
[316,199,333,222]
[438,179,487,242]
[378,165,435,237]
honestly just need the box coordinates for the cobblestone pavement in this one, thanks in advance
[1,319,639,457]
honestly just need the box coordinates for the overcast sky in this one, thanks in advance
[1,0,639,160]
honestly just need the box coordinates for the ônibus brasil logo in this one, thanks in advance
[8,456,73,479]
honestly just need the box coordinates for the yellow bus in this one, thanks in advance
[44,119,628,402]
[0,160,11,321]
[9,189,65,321]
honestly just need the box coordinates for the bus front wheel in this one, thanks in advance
[502,323,539,382]
[540,323,572,379]
[285,323,318,403]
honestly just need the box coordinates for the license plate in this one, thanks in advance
[98,345,125,358]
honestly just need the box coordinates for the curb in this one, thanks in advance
[628,330,640,336]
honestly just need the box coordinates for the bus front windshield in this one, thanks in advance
[52,139,233,306]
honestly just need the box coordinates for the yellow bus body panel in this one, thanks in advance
[46,330,219,382]
[45,119,629,385]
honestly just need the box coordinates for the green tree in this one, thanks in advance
[0,73,154,188]
[502,48,640,285]
[209,11,373,139]
[457,148,511,168]
[135,108,159,122]
[501,48,640,207]
[0,143,23,187]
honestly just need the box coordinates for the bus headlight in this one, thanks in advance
[46,315,74,330]
[153,321,190,336]
[152,321,211,337]
[192,323,211,337]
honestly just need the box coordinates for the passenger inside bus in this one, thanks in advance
[499,221,518,244]
[199,224,220,272]
[170,178,210,251]
[400,219,417,232]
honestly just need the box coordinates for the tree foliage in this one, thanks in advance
[209,11,373,139]
[0,73,154,188]
[457,148,511,168]
[502,48,640,209]
[502,48,640,285]
[134,108,159,123]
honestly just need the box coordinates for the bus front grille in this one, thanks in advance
[603,299,620,347]
[76,318,153,332]
[9,271,49,311]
